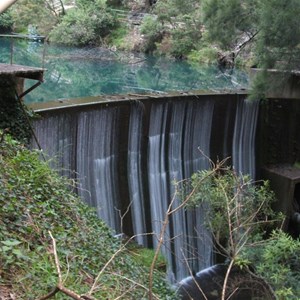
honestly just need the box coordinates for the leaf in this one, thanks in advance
[1,239,22,246]
[1,246,11,252]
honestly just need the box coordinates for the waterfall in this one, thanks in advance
[147,102,172,267]
[31,94,260,282]
[232,98,260,179]
[147,100,214,280]
[31,112,75,178]
[127,101,148,245]
[180,101,214,278]
[76,108,121,232]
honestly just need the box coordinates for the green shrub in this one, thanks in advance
[107,25,129,49]
[183,165,300,297]
[187,47,218,64]
[49,6,117,46]
[242,230,300,299]
[140,15,164,53]
[186,167,281,255]
[0,12,13,33]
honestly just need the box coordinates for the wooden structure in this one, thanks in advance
[0,63,44,81]
[0,63,44,101]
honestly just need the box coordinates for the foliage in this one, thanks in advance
[0,76,35,143]
[203,0,300,96]
[241,230,300,299]
[76,0,107,9]
[183,165,300,297]
[186,167,281,257]
[127,245,167,271]
[0,134,176,299]
[106,24,129,49]
[256,0,300,70]
[10,0,118,46]
[49,2,118,46]
[140,15,164,53]
[187,47,218,64]
[10,0,59,35]
[141,0,202,57]
[251,0,300,98]
[0,11,14,33]
[203,0,258,50]
[187,32,219,64]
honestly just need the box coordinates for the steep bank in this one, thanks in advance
[0,132,175,299]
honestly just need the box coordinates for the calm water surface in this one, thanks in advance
[0,38,249,103]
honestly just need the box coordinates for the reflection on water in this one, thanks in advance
[0,38,249,103]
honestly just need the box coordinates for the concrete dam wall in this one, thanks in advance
[30,92,300,280]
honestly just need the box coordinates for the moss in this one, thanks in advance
[0,76,33,143]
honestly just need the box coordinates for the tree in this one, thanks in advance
[203,0,300,97]
[10,0,60,35]
[49,0,118,46]
[182,165,300,299]
[0,11,14,33]
[141,0,203,57]
[203,0,258,51]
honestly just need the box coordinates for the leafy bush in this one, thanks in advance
[141,0,203,57]
[49,4,118,46]
[186,167,281,257]
[169,27,200,58]
[183,165,300,298]
[0,12,13,33]
[140,15,164,53]
[187,47,218,64]
[106,25,129,49]
[242,230,300,299]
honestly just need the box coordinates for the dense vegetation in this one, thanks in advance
[2,0,299,64]
[185,166,300,299]
[0,133,176,299]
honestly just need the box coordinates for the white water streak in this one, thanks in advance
[233,98,260,179]
[128,102,147,245]
[76,108,121,231]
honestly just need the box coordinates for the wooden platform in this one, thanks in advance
[0,63,44,81]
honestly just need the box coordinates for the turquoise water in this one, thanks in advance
[0,38,249,103]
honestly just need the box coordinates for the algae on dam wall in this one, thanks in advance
[257,97,300,235]
[257,98,300,168]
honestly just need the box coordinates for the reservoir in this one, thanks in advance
[0,37,249,103]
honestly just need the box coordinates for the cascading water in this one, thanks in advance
[127,101,148,246]
[31,94,260,282]
[31,112,75,178]
[76,107,121,231]
[147,102,172,267]
[181,101,214,277]
[232,98,260,179]
[147,100,215,280]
